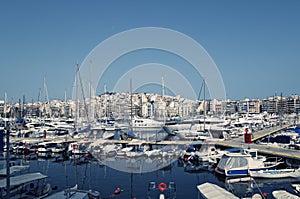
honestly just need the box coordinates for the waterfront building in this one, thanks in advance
[277,96,287,115]
[237,98,249,114]
[4,92,300,121]
[262,97,278,114]
[141,102,154,118]
[237,98,261,114]
[154,98,166,120]
[222,100,238,115]
[167,99,181,117]
[208,99,222,115]
[261,96,288,114]
[287,95,300,113]
[248,99,261,114]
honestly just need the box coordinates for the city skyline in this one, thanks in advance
[1,1,300,101]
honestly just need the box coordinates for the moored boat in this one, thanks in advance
[249,168,300,179]
[197,182,239,199]
[215,148,283,177]
[0,172,52,198]
[272,190,300,199]
[0,165,30,177]
[132,117,163,128]
[44,184,100,199]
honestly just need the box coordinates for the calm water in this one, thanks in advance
[6,129,299,198]
[21,157,299,199]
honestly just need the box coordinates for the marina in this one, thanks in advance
[1,113,300,198]
[1,0,300,198]
[1,79,300,198]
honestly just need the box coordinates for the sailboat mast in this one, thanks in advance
[104,84,107,118]
[203,79,206,132]
[43,76,50,118]
[130,79,133,130]
[161,76,166,123]
[5,92,11,198]
[89,61,93,122]
[75,65,79,131]
[76,64,90,124]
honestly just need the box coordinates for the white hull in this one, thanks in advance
[250,168,300,179]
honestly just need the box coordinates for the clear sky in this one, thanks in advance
[0,0,299,102]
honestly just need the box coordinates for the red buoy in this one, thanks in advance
[114,187,121,195]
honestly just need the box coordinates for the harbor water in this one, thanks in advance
[18,155,298,199]
[3,127,300,199]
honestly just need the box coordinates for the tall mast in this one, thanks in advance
[75,65,79,131]
[130,79,133,131]
[76,64,90,124]
[104,84,107,118]
[203,78,206,132]
[161,76,166,122]
[43,76,50,117]
[5,92,10,198]
[44,76,49,103]
[89,60,93,122]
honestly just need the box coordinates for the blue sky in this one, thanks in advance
[0,1,299,102]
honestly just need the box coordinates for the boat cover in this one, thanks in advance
[197,182,239,199]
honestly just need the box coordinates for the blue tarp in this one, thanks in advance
[16,118,24,123]
[127,132,136,138]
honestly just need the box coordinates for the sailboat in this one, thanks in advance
[72,64,92,138]
[175,79,212,140]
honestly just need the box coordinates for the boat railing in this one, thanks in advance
[264,157,283,166]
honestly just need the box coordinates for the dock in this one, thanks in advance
[214,125,300,161]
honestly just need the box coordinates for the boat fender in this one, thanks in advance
[158,182,167,192]
[159,193,165,199]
